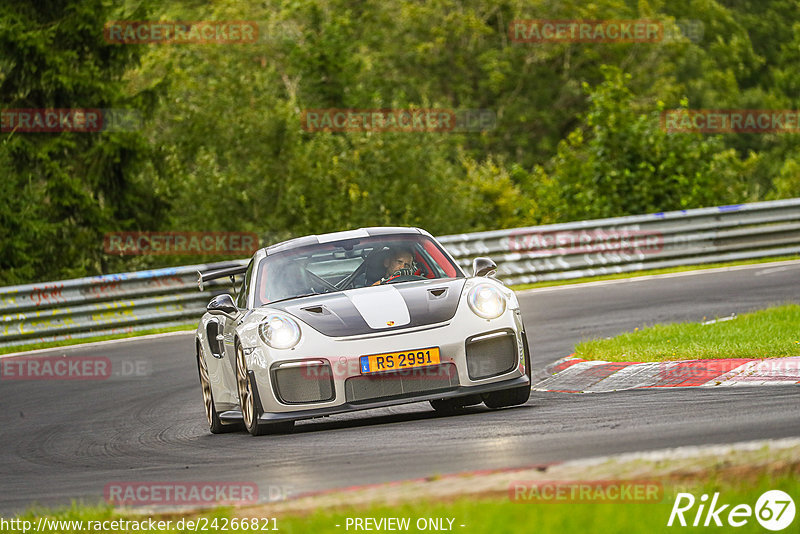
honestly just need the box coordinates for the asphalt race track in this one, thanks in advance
[1,261,799,514]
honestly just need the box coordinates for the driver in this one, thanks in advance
[373,247,415,285]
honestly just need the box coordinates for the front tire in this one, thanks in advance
[196,350,242,434]
[235,342,294,436]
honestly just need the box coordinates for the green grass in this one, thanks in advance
[575,304,800,362]
[509,255,800,291]
[0,324,195,356]
[7,473,798,533]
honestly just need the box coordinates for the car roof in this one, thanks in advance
[263,227,428,256]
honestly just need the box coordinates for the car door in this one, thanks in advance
[223,259,253,376]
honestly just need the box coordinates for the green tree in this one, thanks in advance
[532,66,756,221]
[4,0,799,283]
[0,0,167,284]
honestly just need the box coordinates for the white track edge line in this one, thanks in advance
[0,329,196,359]
[517,259,800,294]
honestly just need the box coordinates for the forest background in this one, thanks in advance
[2,0,799,284]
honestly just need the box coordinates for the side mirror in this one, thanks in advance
[472,257,497,277]
[207,294,238,318]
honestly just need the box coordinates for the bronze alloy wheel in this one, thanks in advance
[235,342,256,430]
[196,349,242,433]
[198,352,215,426]
[235,341,295,436]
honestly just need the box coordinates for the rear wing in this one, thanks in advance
[197,264,248,291]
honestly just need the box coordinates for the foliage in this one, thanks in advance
[532,66,757,221]
[2,0,800,283]
[0,0,167,284]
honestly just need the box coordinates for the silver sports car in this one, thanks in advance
[195,227,531,435]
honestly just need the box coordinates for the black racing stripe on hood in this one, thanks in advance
[267,278,466,337]
[268,293,371,337]
[397,278,465,326]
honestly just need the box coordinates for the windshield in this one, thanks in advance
[253,234,463,306]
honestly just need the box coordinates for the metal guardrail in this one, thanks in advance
[1,198,799,348]
[438,197,800,285]
[0,261,246,348]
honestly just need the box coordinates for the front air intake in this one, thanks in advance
[271,360,335,404]
[344,363,459,403]
[465,330,518,380]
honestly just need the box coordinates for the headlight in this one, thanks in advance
[258,314,301,349]
[468,284,506,319]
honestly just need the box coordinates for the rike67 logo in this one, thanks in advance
[668,490,795,531]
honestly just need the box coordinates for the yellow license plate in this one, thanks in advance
[359,347,441,374]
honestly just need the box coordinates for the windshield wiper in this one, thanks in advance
[267,293,320,305]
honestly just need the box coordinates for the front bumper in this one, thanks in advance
[219,373,530,423]
[242,305,528,418]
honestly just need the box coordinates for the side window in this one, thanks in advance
[236,260,253,308]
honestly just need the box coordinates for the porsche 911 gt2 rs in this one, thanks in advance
[194,227,531,435]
